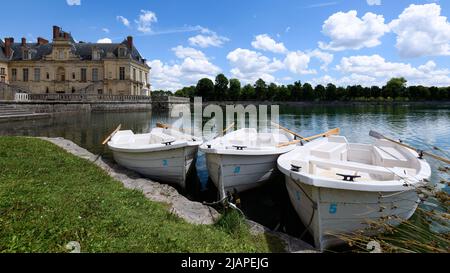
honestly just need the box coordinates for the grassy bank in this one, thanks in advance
[0,137,284,253]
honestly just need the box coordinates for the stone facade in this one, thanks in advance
[0,26,150,96]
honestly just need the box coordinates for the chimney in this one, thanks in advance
[127,36,133,50]
[4,37,13,58]
[53,25,61,39]
[37,37,49,45]
[21,37,26,46]
[63,32,69,40]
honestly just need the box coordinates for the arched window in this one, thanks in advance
[57,67,65,82]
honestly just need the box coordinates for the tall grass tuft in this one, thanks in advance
[336,165,450,253]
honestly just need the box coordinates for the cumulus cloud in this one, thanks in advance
[251,34,288,54]
[367,0,381,6]
[389,3,450,58]
[334,54,450,86]
[135,10,157,33]
[227,48,284,83]
[188,29,229,48]
[308,49,334,71]
[116,16,130,27]
[319,10,389,51]
[97,38,112,44]
[148,46,221,91]
[66,0,80,6]
[284,51,315,75]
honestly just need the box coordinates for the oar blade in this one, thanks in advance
[369,130,384,140]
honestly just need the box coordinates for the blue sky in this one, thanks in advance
[2,0,450,90]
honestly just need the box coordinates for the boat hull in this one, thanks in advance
[285,176,419,251]
[111,145,198,189]
[206,153,280,197]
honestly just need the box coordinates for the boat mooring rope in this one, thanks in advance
[290,174,318,240]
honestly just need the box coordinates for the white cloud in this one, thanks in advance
[172,46,207,60]
[66,0,80,6]
[334,54,450,86]
[251,34,288,54]
[116,16,130,27]
[308,49,334,71]
[148,46,221,90]
[188,31,229,48]
[102,28,110,34]
[97,38,112,44]
[319,10,389,51]
[284,51,315,75]
[136,10,157,33]
[367,0,381,6]
[389,3,450,58]
[227,48,284,83]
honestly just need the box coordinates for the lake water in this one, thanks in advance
[1,103,449,248]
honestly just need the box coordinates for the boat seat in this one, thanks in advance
[311,142,347,160]
[373,146,410,168]
[295,157,395,177]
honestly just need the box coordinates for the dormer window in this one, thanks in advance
[23,50,31,60]
[92,49,101,60]
[118,47,127,58]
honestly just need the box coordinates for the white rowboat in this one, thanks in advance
[108,127,203,189]
[277,135,431,251]
[200,128,297,198]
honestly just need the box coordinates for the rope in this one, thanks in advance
[290,174,318,239]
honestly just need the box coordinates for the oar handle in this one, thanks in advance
[223,122,235,134]
[271,121,306,140]
[276,128,340,147]
[277,139,301,148]
[102,124,122,145]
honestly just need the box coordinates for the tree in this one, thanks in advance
[276,85,290,101]
[315,84,326,101]
[214,74,229,100]
[267,83,278,100]
[325,83,337,101]
[385,77,407,98]
[254,79,268,100]
[228,78,241,101]
[291,81,303,101]
[196,78,214,100]
[303,83,314,101]
[241,84,255,100]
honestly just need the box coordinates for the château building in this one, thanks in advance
[0,26,150,96]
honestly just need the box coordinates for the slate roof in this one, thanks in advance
[0,40,8,61]
[1,39,148,67]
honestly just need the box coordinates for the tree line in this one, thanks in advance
[151,74,450,101]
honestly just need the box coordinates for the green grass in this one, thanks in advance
[0,137,285,253]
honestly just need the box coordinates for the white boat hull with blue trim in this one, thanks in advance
[200,128,296,198]
[277,135,431,251]
[108,128,202,189]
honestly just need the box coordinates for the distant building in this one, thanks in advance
[0,26,150,96]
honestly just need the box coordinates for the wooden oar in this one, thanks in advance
[277,128,340,148]
[213,122,235,139]
[369,130,450,165]
[223,122,235,134]
[156,122,187,133]
[102,124,122,145]
[271,121,306,141]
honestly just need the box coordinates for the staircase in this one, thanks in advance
[0,105,50,122]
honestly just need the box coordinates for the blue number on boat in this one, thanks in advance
[296,191,301,201]
[163,159,168,167]
[329,203,337,214]
[234,166,241,174]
